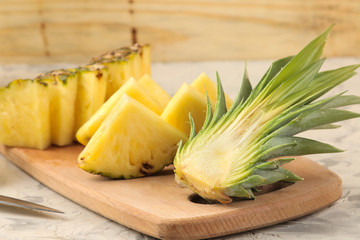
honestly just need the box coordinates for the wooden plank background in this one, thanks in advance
[0,0,359,64]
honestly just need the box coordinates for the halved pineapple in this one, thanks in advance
[37,70,78,146]
[139,74,171,109]
[0,79,51,149]
[191,72,233,108]
[76,78,163,145]
[91,44,152,99]
[73,64,108,132]
[78,94,187,178]
[161,83,208,136]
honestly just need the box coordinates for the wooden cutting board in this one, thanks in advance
[0,144,342,240]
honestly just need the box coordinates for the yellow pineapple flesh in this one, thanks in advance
[191,72,233,109]
[139,74,171,109]
[161,83,208,136]
[37,70,78,146]
[73,64,108,133]
[0,79,51,149]
[78,94,187,179]
[76,78,163,145]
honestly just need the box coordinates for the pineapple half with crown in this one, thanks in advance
[174,26,360,204]
[76,77,163,146]
[78,94,187,178]
[0,79,51,149]
[37,69,78,146]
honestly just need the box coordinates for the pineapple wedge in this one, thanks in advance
[139,74,171,109]
[78,94,187,179]
[191,72,233,109]
[91,44,151,99]
[76,78,163,145]
[37,70,78,146]
[73,64,108,132]
[0,79,51,149]
[161,83,209,136]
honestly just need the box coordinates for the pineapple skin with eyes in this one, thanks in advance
[78,94,187,179]
[76,78,163,146]
[0,79,51,149]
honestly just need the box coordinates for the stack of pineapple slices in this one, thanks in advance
[0,44,151,149]
[77,72,234,178]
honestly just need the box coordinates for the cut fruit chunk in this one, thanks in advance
[76,78,163,146]
[0,79,51,149]
[161,83,208,136]
[37,70,78,146]
[72,64,108,132]
[78,94,187,179]
[91,44,152,99]
[139,74,171,109]
[191,72,233,109]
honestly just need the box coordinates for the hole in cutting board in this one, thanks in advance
[188,181,294,204]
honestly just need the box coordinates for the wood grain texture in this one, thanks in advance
[0,144,342,239]
[0,0,359,64]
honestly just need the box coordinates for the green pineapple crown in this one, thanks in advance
[174,25,360,203]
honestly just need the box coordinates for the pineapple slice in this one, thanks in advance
[91,44,151,99]
[139,74,171,109]
[73,64,108,132]
[161,83,208,136]
[0,79,51,149]
[78,94,187,179]
[37,70,78,146]
[76,78,163,145]
[191,72,233,108]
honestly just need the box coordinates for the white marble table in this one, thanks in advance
[0,58,359,240]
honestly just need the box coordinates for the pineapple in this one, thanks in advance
[139,74,171,109]
[76,78,163,146]
[191,72,233,109]
[78,94,187,179]
[0,79,51,149]
[141,45,151,76]
[174,26,360,203]
[161,83,209,136]
[72,64,108,132]
[91,44,151,99]
[37,70,78,146]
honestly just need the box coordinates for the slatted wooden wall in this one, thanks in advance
[0,0,359,63]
